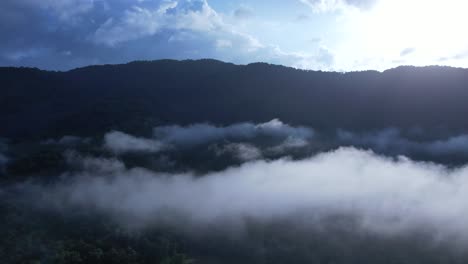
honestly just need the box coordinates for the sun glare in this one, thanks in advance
[334,0,468,70]
[362,0,468,66]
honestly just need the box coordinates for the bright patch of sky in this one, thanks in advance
[1,0,467,71]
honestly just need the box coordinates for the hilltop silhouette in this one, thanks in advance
[1,59,468,139]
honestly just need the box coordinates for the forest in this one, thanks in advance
[2,60,468,263]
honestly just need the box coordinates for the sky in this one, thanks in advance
[1,0,468,71]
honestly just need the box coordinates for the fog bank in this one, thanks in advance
[15,147,468,242]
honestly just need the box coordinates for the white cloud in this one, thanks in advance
[93,9,162,47]
[215,39,232,49]
[267,136,309,154]
[101,119,312,154]
[299,0,375,12]
[65,151,126,174]
[153,119,313,147]
[214,143,262,161]
[91,0,269,60]
[266,45,336,70]
[5,0,468,71]
[316,46,335,64]
[172,0,222,32]
[92,0,224,46]
[300,0,343,12]
[91,0,332,68]
[256,119,313,139]
[20,147,468,241]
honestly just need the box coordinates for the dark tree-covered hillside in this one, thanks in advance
[1,60,468,140]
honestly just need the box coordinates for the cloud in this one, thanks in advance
[154,122,252,146]
[102,124,468,162]
[153,119,314,146]
[92,0,224,46]
[215,39,232,49]
[2,0,468,71]
[42,135,90,146]
[299,0,377,12]
[13,0,95,21]
[3,48,49,62]
[92,8,164,47]
[337,129,468,158]
[233,6,254,20]
[315,46,335,66]
[267,136,309,154]
[16,147,468,241]
[214,143,262,161]
[425,135,468,156]
[101,119,313,155]
[89,0,284,63]
[267,45,336,69]
[438,51,468,62]
[65,150,126,174]
[1,0,335,70]
[344,0,377,9]
[337,128,408,152]
[104,131,165,154]
[400,47,415,57]
[295,14,310,21]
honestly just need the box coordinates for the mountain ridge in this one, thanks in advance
[3,59,467,73]
[1,59,468,140]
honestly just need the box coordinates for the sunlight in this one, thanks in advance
[362,0,468,65]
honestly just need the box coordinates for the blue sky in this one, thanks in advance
[1,0,468,71]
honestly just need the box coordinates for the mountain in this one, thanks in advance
[3,60,468,264]
[2,59,468,139]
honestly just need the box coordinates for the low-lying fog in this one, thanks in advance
[3,119,468,247]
